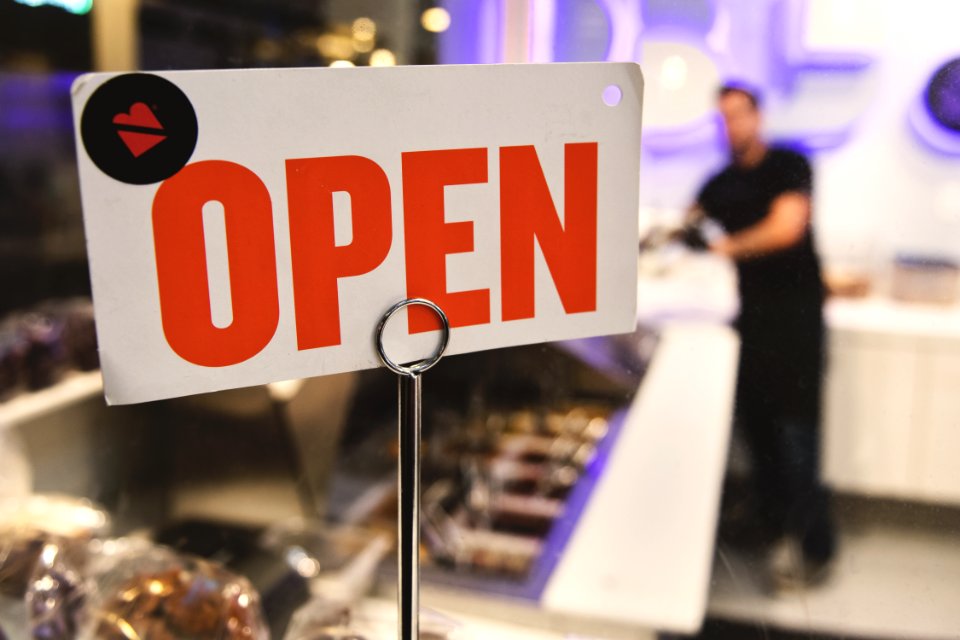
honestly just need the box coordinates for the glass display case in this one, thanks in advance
[0,327,657,638]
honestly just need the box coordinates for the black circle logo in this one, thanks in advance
[80,73,198,185]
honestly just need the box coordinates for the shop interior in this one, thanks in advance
[1,0,959,638]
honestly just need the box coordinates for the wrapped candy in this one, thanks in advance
[0,495,107,640]
[0,527,44,598]
[27,543,89,640]
[56,299,98,372]
[0,297,98,396]
[18,312,66,391]
[82,541,268,640]
[0,495,109,599]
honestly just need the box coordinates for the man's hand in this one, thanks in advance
[709,192,811,260]
[709,235,737,258]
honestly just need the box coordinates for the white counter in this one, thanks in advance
[636,252,738,326]
[823,297,960,505]
[826,295,960,340]
[542,323,739,634]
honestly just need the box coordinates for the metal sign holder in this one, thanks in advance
[375,298,450,640]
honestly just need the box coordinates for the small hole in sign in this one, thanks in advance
[602,84,622,107]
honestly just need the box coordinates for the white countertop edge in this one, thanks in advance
[825,296,960,341]
[541,322,740,634]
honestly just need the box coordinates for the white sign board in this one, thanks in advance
[71,64,643,405]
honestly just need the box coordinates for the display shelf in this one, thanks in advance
[415,323,740,636]
[0,370,103,430]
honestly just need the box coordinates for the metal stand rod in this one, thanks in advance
[398,373,421,640]
[375,297,449,640]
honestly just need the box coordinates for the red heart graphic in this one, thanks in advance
[113,102,164,129]
[113,102,166,157]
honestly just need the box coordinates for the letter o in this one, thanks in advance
[152,160,280,367]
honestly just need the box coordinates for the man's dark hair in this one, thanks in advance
[718,82,762,110]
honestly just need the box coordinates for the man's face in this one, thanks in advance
[718,91,761,156]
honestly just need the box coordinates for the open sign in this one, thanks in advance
[72,64,643,404]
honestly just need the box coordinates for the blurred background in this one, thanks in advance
[1,1,959,639]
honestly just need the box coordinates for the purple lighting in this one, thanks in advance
[439,0,876,154]
[439,0,503,64]
[641,0,716,36]
[597,0,643,62]
[910,100,960,157]
[907,57,960,157]
[550,0,611,63]
[925,58,960,133]
[0,72,78,134]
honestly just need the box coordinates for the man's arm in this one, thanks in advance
[710,191,810,260]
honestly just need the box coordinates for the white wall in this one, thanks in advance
[813,0,960,268]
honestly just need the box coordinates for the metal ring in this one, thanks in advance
[375,298,450,377]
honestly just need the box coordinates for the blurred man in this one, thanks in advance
[692,83,835,589]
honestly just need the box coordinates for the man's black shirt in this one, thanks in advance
[697,147,824,310]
